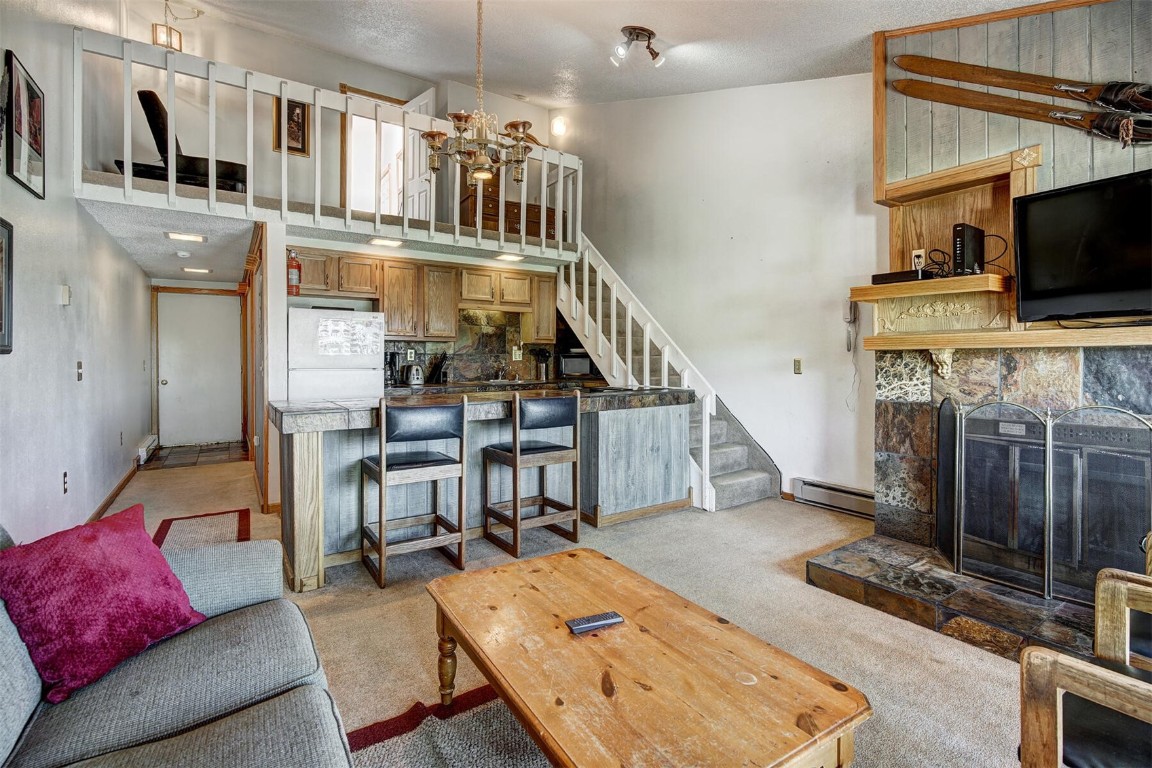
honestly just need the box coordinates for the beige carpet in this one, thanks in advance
[116,464,1020,767]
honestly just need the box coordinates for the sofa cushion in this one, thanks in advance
[0,599,41,763]
[67,685,352,768]
[0,505,205,703]
[7,599,326,768]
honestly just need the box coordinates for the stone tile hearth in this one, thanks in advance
[807,535,1094,661]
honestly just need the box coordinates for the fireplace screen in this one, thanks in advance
[937,399,1152,605]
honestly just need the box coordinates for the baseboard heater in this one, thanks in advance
[790,478,875,519]
[137,434,159,465]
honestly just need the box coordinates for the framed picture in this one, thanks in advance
[4,51,44,199]
[273,97,310,157]
[1,217,13,354]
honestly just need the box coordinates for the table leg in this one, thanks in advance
[437,609,458,706]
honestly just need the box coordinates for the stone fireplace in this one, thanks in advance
[807,346,1152,659]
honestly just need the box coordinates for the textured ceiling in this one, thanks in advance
[80,201,254,283]
[197,0,1043,107]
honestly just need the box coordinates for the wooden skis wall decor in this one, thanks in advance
[892,55,1152,148]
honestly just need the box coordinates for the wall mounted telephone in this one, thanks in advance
[843,299,858,352]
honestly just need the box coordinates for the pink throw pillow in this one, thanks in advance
[0,505,205,702]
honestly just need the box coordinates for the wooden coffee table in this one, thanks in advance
[426,548,871,767]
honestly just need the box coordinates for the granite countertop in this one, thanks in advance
[268,384,696,434]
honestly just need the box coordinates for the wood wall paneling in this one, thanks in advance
[1135,0,1152,172]
[882,0,1152,193]
[1090,1,1136,179]
[931,28,961,172]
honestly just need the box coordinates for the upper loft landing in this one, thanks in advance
[74,28,581,265]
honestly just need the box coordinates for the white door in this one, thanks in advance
[158,293,242,446]
[404,86,436,220]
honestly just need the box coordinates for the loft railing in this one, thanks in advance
[73,27,581,260]
[558,238,718,511]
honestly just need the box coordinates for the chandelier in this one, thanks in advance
[421,0,532,187]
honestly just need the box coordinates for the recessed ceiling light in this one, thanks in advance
[369,238,403,247]
[495,254,525,262]
[176,250,191,259]
[166,232,207,243]
[182,267,212,274]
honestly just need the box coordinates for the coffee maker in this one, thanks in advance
[385,352,401,388]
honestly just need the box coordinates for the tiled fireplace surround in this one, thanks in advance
[807,346,1152,660]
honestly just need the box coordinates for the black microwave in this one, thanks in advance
[558,351,594,377]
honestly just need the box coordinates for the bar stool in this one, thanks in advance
[482,392,580,558]
[360,397,467,588]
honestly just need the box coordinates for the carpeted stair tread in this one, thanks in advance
[690,442,749,477]
[689,419,728,447]
[712,468,779,510]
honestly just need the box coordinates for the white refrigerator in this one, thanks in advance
[287,307,388,400]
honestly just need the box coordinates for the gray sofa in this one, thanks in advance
[0,525,353,768]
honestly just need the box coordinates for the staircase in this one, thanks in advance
[690,402,781,511]
[559,238,780,511]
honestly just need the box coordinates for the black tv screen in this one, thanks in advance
[1013,169,1152,322]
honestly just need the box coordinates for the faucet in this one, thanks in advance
[495,364,509,381]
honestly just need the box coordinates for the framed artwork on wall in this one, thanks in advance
[4,50,45,199]
[273,97,310,157]
[1,217,13,354]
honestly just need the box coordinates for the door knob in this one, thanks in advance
[160,379,168,386]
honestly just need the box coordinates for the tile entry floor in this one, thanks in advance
[139,441,249,470]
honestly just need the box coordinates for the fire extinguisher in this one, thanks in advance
[287,249,301,296]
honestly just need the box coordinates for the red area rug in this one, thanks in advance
[152,508,251,549]
[347,685,499,751]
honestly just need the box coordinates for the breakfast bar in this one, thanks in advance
[269,384,696,591]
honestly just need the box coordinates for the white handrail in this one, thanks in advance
[72,27,582,261]
[557,237,717,510]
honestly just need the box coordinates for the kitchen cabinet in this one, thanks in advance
[460,269,533,309]
[337,256,378,295]
[460,269,496,302]
[380,261,420,338]
[522,276,557,343]
[296,252,331,292]
[423,265,459,339]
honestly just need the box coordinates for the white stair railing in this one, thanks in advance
[73,28,580,260]
[558,237,717,511]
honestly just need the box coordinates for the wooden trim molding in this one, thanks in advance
[88,461,138,522]
[780,491,796,502]
[580,495,693,528]
[879,0,1108,38]
[151,286,240,297]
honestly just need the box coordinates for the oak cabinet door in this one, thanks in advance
[461,269,496,302]
[532,276,557,342]
[423,266,459,339]
[338,257,379,294]
[499,273,532,305]
[297,253,331,292]
[381,261,420,337]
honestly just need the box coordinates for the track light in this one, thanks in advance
[611,26,664,69]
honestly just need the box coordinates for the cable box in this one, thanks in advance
[871,270,938,285]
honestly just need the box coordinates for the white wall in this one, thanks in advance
[0,3,153,542]
[550,73,886,491]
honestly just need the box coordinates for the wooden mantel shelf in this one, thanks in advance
[863,326,1152,351]
[850,274,1011,303]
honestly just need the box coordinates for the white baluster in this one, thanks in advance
[374,102,382,232]
[207,62,217,211]
[245,72,254,217]
[596,273,603,357]
[313,87,322,225]
[165,52,176,205]
[343,95,352,229]
[582,255,590,337]
[279,80,288,221]
[661,346,669,388]
[121,40,132,200]
[610,283,618,379]
[642,322,651,388]
[625,302,634,386]
[74,29,85,195]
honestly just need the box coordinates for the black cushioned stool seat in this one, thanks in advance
[359,399,467,588]
[481,393,580,559]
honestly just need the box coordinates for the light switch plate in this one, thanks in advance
[406,348,415,362]
[793,358,802,375]
[512,346,523,361]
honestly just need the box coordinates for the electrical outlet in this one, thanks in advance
[911,248,926,270]
[512,346,523,362]
[793,358,803,375]
[406,348,415,362]
[63,472,69,494]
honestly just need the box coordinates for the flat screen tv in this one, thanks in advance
[1013,169,1152,322]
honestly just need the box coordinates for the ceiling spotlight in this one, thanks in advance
[369,238,403,247]
[166,231,207,243]
[612,26,663,69]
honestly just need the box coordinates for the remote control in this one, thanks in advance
[565,611,624,634]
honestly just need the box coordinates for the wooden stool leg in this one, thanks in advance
[512,463,522,558]
[455,473,466,570]
[482,455,491,536]
[378,472,388,588]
